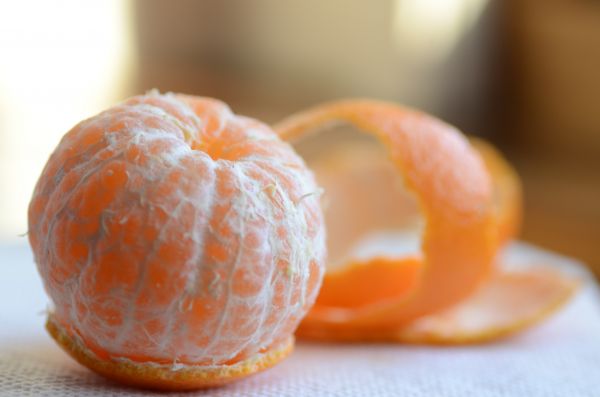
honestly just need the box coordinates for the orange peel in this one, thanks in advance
[394,268,578,344]
[275,99,578,343]
[470,137,522,246]
[46,316,294,390]
[276,99,498,328]
[313,256,421,310]
[302,137,523,319]
[296,263,579,343]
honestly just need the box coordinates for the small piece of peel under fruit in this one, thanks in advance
[28,92,326,390]
[275,99,579,343]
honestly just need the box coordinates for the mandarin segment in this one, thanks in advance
[29,92,325,388]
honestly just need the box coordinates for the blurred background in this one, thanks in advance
[0,0,598,276]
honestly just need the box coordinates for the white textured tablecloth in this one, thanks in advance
[1,242,599,396]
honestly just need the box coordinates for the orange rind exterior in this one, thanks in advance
[276,99,579,344]
[297,268,579,343]
[470,137,523,246]
[46,315,293,390]
[313,256,421,310]
[277,99,498,328]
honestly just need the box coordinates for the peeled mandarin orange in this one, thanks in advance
[28,92,326,389]
[275,99,578,343]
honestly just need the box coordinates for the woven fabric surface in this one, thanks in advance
[1,243,599,396]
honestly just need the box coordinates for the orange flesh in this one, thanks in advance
[28,92,326,388]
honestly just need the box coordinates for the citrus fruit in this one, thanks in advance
[275,99,578,343]
[28,92,326,389]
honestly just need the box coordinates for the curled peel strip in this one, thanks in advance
[276,99,579,343]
